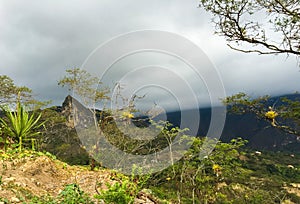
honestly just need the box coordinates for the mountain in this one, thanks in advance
[165,94,300,151]
[38,94,300,165]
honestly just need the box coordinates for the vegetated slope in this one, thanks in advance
[1,147,300,203]
[149,147,300,203]
[36,93,300,166]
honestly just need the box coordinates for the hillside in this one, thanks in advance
[0,150,159,204]
[33,94,300,166]
[1,146,300,203]
[1,94,299,203]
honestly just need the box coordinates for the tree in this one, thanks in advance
[200,0,300,58]
[199,1,300,137]
[224,92,300,136]
[58,68,110,128]
[0,75,31,105]
[58,68,109,107]
[0,75,50,109]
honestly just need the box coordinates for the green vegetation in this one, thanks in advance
[1,0,300,202]
[149,138,300,203]
[0,101,45,151]
[95,167,150,204]
[0,75,50,109]
[1,131,300,203]
[58,68,109,106]
[56,184,94,204]
[1,67,300,203]
[16,183,93,204]
[224,92,300,136]
[1,138,299,203]
[58,68,109,130]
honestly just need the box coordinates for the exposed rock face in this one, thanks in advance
[61,95,77,128]
[61,95,94,129]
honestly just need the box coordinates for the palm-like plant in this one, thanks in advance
[0,101,44,151]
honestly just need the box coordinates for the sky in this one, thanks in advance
[0,0,299,111]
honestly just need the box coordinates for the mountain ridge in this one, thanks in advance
[59,93,300,151]
[165,93,300,151]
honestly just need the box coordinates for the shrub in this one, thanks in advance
[0,101,44,151]
[56,184,93,204]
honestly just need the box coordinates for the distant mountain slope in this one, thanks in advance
[165,94,300,151]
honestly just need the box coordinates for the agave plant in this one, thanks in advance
[0,102,44,151]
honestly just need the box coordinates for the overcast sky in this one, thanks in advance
[0,0,299,110]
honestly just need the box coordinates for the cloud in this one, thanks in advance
[0,0,299,110]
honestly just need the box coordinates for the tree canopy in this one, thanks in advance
[0,75,50,109]
[200,0,300,58]
[224,93,300,136]
[58,68,109,107]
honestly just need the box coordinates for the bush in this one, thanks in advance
[95,180,135,204]
[56,184,94,204]
[95,167,150,204]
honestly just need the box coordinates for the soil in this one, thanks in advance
[0,155,156,203]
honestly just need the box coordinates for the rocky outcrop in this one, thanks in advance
[61,95,94,129]
[40,95,91,165]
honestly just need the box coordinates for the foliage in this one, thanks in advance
[58,68,110,144]
[88,118,191,173]
[0,75,50,109]
[223,92,269,116]
[148,136,300,203]
[0,75,31,106]
[58,68,109,107]
[27,184,93,204]
[0,136,299,203]
[96,180,135,204]
[224,92,300,136]
[95,167,150,204]
[0,147,56,161]
[278,96,300,124]
[199,0,300,58]
[0,101,45,151]
[1,71,299,203]
[148,137,247,203]
[36,107,90,165]
[56,183,94,204]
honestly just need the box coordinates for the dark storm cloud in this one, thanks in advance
[0,0,299,109]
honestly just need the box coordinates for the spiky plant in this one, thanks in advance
[0,101,44,151]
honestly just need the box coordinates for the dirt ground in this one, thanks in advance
[0,156,112,203]
[0,155,156,203]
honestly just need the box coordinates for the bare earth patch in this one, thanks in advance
[0,156,119,203]
[0,154,158,203]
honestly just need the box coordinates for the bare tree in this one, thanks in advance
[200,0,300,59]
